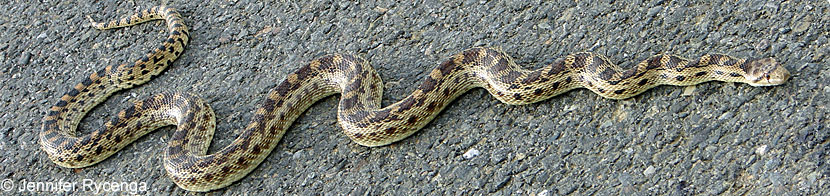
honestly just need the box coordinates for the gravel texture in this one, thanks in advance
[1,0,828,195]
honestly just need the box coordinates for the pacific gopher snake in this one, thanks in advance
[39,6,791,191]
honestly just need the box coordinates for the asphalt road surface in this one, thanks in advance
[1,0,827,195]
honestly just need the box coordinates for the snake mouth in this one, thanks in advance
[748,79,787,87]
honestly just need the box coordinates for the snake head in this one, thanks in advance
[743,58,790,86]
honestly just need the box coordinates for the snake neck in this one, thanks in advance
[566,53,758,99]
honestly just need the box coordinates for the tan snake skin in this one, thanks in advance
[39,6,791,192]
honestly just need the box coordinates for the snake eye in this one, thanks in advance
[764,73,771,81]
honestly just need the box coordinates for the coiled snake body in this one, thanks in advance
[40,6,791,192]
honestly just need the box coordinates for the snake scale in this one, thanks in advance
[39,6,791,192]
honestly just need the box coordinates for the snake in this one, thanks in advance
[39,6,791,192]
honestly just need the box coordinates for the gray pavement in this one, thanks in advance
[1,0,828,195]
